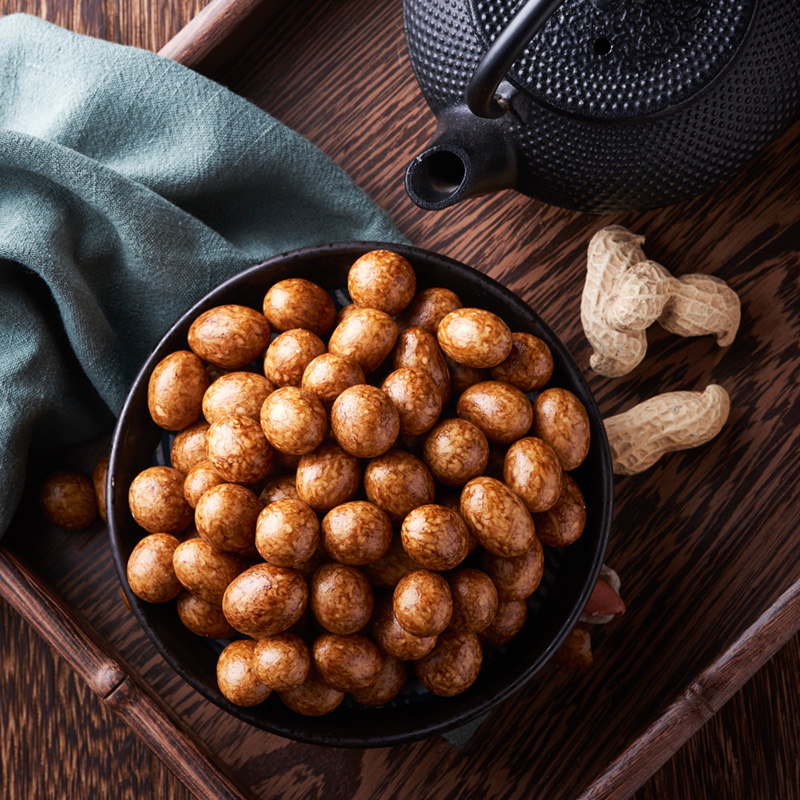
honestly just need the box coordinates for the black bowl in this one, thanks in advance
[108,241,612,748]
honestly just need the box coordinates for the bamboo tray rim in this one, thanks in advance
[5,0,800,798]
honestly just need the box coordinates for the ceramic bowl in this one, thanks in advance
[107,241,612,747]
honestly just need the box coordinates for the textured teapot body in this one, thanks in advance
[404,0,800,212]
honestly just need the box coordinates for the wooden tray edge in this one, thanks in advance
[577,576,800,799]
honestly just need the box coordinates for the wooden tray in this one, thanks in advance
[5,0,800,797]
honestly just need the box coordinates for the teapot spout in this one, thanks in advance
[405,107,517,210]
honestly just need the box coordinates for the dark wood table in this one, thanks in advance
[2,0,800,798]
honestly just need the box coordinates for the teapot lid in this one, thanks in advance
[472,0,758,119]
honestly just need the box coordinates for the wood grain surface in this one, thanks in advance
[0,546,258,800]
[157,0,287,74]
[2,0,800,798]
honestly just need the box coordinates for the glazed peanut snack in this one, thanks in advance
[40,469,98,531]
[124,248,597,714]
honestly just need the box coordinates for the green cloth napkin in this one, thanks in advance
[0,13,404,536]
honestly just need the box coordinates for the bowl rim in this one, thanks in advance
[108,240,613,747]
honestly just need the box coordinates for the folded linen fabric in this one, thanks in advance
[0,14,404,536]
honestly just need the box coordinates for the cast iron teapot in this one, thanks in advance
[403,0,800,212]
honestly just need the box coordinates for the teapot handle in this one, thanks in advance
[465,0,566,119]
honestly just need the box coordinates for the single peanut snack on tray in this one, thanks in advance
[363,449,435,524]
[397,286,461,335]
[172,538,247,605]
[321,501,392,566]
[195,483,262,554]
[415,630,483,697]
[40,469,98,531]
[206,414,273,484]
[312,633,384,692]
[328,307,398,373]
[457,381,533,445]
